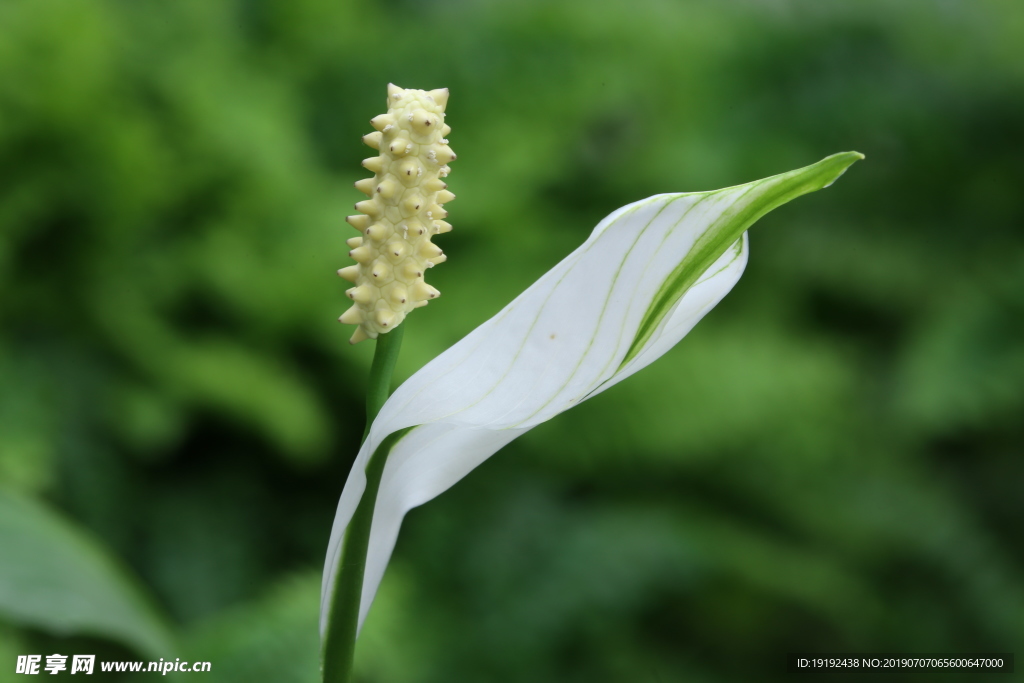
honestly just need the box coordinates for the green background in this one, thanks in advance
[1,0,1021,681]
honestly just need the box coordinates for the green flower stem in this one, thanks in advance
[362,324,404,444]
[322,326,405,683]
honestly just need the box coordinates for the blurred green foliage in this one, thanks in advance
[0,489,173,659]
[0,0,1022,681]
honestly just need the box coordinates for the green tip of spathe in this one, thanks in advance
[818,151,865,188]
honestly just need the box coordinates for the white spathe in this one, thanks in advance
[321,153,861,635]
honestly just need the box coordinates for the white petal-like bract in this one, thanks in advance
[321,152,862,636]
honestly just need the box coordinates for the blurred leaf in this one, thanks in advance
[173,573,321,683]
[0,622,28,683]
[0,488,174,658]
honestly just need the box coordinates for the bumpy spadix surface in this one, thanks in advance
[321,152,863,635]
[338,84,455,344]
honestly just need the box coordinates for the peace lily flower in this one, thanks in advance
[320,83,862,683]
